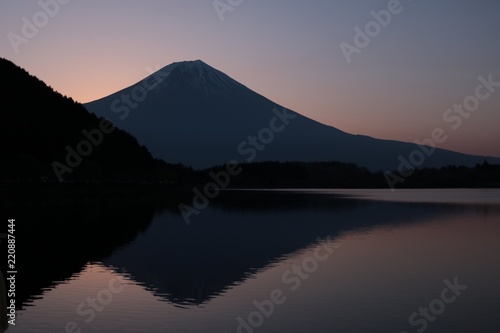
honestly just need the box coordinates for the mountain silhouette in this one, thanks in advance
[85,60,500,170]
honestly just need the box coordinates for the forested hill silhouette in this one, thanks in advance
[0,58,190,183]
[196,161,500,189]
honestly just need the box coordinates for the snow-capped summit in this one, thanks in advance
[85,60,500,170]
[144,60,244,97]
[174,60,239,94]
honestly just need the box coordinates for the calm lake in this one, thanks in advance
[2,189,500,333]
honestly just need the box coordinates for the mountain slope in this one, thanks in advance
[85,60,500,171]
[0,58,185,182]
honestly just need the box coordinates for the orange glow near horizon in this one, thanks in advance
[1,1,499,158]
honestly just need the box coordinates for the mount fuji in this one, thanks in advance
[85,60,499,171]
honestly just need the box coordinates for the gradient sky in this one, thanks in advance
[1,0,499,157]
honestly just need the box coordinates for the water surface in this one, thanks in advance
[2,189,499,333]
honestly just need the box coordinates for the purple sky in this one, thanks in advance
[1,0,499,157]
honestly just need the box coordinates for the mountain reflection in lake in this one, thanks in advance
[1,189,499,333]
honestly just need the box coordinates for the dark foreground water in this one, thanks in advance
[1,189,499,333]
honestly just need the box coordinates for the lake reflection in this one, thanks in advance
[2,189,500,333]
